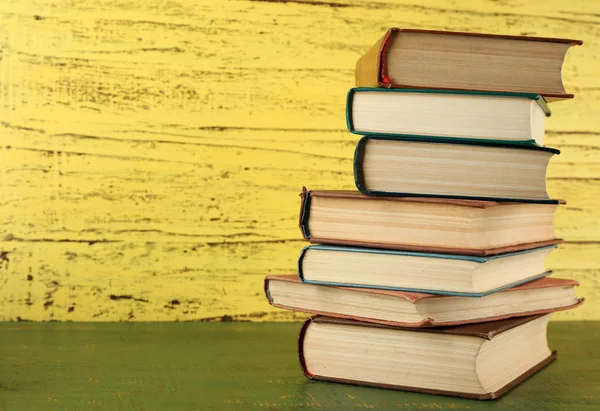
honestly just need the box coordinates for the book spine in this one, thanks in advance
[298,187,311,239]
[355,29,392,87]
[345,88,357,134]
[298,317,314,379]
[353,137,368,194]
[263,277,274,304]
[297,246,310,282]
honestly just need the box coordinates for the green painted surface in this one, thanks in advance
[1,321,599,410]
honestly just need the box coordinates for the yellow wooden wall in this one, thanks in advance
[0,0,598,321]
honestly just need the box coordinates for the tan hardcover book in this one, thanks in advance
[355,28,582,100]
[299,314,557,399]
[265,275,583,327]
[299,188,563,256]
[353,137,559,201]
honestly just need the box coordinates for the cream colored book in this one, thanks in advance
[298,314,558,399]
[347,88,549,146]
[298,245,556,296]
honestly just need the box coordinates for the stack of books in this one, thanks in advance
[265,29,584,400]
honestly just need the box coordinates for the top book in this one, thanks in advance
[356,29,582,100]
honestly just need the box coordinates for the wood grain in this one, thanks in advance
[0,0,598,320]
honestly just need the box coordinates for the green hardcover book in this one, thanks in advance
[346,88,551,146]
[353,136,560,203]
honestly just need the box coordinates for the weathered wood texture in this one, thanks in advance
[1,321,600,409]
[0,0,598,321]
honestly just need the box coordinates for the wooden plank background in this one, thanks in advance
[0,0,598,321]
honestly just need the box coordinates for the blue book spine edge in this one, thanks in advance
[300,244,557,263]
[297,245,310,282]
[299,190,312,239]
[299,271,553,298]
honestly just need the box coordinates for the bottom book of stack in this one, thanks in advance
[299,314,555,400]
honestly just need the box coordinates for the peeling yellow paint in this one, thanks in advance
[0,0,598,321]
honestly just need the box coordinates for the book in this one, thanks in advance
[355,28,582,100]
[265,275,583,327]
[299,188,562,256]
[354,137,559,202]
[298,245,556,296]
[346,88,550,146]
[299,314,557,399]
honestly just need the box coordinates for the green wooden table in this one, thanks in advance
[1,321,599,410]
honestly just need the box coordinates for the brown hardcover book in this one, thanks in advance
[299,188,563,256]
[265,275,583,327]
[355,28,582,100]
[299,314,557,399]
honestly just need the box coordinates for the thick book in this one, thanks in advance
[298,245,556,296]
[299,314,558,399]
[266,275,582,327]
[354,136,559,202]
[346,88,550,146]
[355,28,582,100]
[299,188,562,256]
